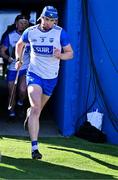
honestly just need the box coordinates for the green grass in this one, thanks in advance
[0,136,118,179]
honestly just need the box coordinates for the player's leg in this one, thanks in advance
[41,77,58,110]
[27,84,43,159]
[8,81,16,119]
[17,70,27,106]
[16,72,27,118]
[7,70,18,121]
[41,94,50,110]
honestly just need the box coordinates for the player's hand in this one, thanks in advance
[54,48,61,59]
[15,59,23,70]
[8,57,14,64]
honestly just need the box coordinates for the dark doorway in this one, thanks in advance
[0,0,65,136]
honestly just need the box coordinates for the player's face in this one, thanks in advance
[16,19,29,33]
[41,16,56,30]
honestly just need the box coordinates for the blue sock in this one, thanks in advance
[32,141,38,152]
[17,100,23,106]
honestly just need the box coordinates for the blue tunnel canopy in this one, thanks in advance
[51,0,118,145]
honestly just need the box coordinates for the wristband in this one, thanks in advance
[16,58,23,64]
[16,58,20,62]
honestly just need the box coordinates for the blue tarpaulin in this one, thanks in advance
[52,0,118,144]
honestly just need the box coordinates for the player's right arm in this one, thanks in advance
[0,35,13,64]
[15,28,29,70]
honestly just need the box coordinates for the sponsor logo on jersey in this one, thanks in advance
[33,45,53,56]
[49,38,54,43]
[31,39,37,42]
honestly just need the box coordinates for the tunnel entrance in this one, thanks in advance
[0,0,66,136]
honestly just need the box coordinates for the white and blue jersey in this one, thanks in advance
[3,30,30,71]
[21,24,70,79]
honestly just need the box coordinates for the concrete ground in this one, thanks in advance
[0,113,60,137]
[0,78,61,137]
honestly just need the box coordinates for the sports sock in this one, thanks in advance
[9,111,16,117]
[32,140,38,152]
[17,100,23,106]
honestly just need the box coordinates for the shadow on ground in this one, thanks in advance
[0,155,115,179]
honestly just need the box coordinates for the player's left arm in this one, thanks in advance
[61,44,73,60]
[54,29,73,60]
[54,44,73,60]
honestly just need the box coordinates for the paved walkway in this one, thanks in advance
[0,78,61,137]
[0,106,61,137]
[0,116,60,137]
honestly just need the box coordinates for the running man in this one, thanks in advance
[15,6,73,159]
[0,14,30,121]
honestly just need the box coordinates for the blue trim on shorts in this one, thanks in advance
[26,72,58,96]
[7,69,27,81]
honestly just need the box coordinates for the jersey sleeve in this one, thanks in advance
[2,35,10,48]
[21,28,30,43]
[60,29,70,47]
